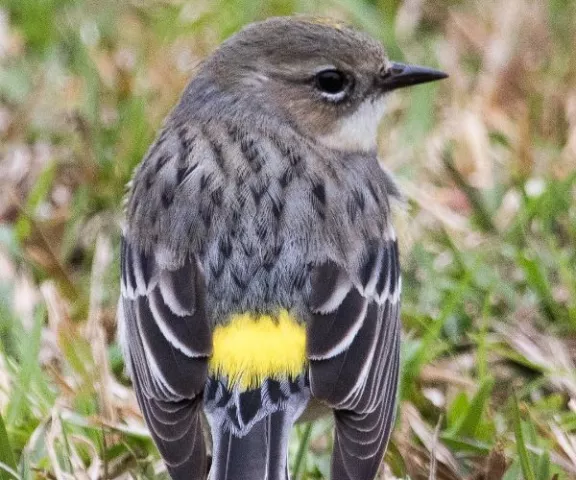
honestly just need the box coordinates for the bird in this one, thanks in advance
[118,16,447,480]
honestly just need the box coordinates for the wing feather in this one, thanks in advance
[308,235,401,480]
[120,238,211,479]
[308,281,368,361]
[309,262,353,314]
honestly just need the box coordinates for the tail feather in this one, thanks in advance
[209,410,291,480]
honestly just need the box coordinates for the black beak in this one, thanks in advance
[378,62,448,91]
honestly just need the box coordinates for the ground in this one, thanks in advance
[0,0,575,479]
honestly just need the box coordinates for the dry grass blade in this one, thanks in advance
[40,282,69,334]
[428,415,442,480]
[496,321,576,397]
[420,364,476,390]
[85,233,116,423]
[401,180,469,233]
[402,403,461,479]
[550,424,576,473]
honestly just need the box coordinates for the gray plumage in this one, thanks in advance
[119,15,446,480]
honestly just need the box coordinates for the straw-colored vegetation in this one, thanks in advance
[0,0,575,478]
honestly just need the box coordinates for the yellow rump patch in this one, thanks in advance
[209,310,307,390]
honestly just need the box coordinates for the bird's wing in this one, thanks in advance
[308,233,401,480]
[119,237,212,480]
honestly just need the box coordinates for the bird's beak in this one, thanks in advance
[378,62,448,91]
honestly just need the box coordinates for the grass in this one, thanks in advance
[0,0,575,478]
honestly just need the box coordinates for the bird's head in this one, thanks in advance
[198,16,447,152]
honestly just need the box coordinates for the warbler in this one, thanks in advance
[118,16,446,480]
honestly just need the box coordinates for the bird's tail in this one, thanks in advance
[208,409,293,480]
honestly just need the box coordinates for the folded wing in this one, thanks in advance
[119,238,212,480]
[307,235,401,480]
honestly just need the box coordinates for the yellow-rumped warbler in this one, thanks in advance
[118,16,446,480]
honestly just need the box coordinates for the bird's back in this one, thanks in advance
[123,108,399,479]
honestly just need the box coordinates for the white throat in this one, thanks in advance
[318,97,387,152]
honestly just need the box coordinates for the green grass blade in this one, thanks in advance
[535,451,551,480]
[292,422,313,480]
[511,391,535,480]
[453,377,494,438]
[0,411,17,480]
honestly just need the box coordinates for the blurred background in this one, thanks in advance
[0,0,575,479]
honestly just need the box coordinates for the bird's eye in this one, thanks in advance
[314,69,349,99]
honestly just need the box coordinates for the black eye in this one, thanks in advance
[315,69,348,95]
